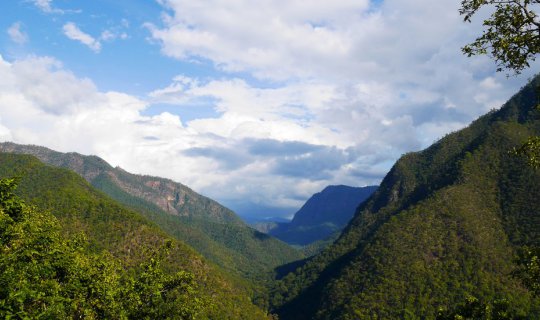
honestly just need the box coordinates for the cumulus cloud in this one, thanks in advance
[146,0,536,146]
[12,57,99,114]
[146,0,371,80]
[139,0,539,217]
[63,22,101,52]
[7,22,28,44]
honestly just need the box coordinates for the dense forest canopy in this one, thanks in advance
[0,177,203,319]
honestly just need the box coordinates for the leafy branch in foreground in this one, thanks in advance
[460,0,540,75]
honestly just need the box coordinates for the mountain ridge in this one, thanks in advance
[0,142,303,284]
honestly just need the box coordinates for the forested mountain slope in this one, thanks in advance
[0,153,269,319]
[0,143,303,282]
[271,77,540,319]
[267,185,377,246]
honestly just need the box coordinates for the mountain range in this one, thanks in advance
[0,142,303,286]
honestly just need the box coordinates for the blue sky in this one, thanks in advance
[0,0,536,220]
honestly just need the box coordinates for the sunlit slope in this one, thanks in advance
[0,153,270,319]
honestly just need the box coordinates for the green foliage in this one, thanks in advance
[91,171,303,310]
[436,296,519,320]
[512,136,540,168]
[122,241,205,320]
[460,0,540,74]
[0,178,204,319]
[301,232,340,257]
[0,156,272,319]
[460,0,540,169]
[93,168,304,284]
[438,246,540,320]
[515,247,540,296]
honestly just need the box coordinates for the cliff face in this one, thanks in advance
[0,142,242,224]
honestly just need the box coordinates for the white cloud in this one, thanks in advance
[9,56,99,114]
[100,30,116,41]
[146,0,466,82]
[34,0,53,12]
[33,0,64,14]
[0,56,161,161]
[146,0,536,146]
[145,0,367,80]
[100,29,129,42]
[63,22,101,52]
[7,22,28,45]
[0,117,12,142]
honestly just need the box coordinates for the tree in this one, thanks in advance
[460,0,540,75]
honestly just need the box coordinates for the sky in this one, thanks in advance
[0,0,537,220]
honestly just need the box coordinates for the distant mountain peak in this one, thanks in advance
[266,185,377,246]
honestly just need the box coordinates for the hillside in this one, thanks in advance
[267,185,377,246]
[0,142,303,284]
[270,77,540,319]
[0,153,269,319]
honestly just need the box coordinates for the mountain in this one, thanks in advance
[270,77,540,319]
[266,185,377,246]
[0,153,269,319]
[0,142,303,285]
